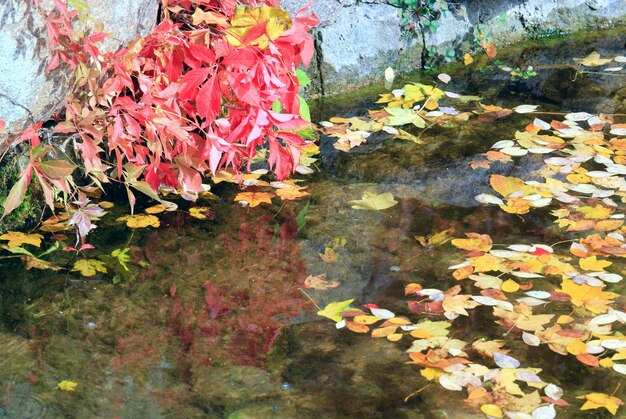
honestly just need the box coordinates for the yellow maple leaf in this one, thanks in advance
[579,256,612,271]
[557,279,618,314]
[451,232,492,252]
[189,207,213,220]
[576,205,613,219]
[577,392,623,415]
[116,214,160,228]
[348,191,397,211]
[57,380,78,392]
[234,191,274,207]
[0,231,44,248]
[276,187,310,200]
[71,259,108,277]
[494,303,554,332]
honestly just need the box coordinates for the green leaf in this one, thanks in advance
[111,247,131,271]
[296,201,309,231]
[272,99,282,113]
[130,181,161,202]
[38,241,60,258]
[298,95,311,122]
[317,299,354,322]
[384,107,426,128]
[295,68,310,88]
[348,191,398,211]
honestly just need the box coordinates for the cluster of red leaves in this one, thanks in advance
[4,0,317,218]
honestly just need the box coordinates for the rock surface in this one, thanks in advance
[0,0,159,137]
[284,0,626,96]
[283,0,423,97]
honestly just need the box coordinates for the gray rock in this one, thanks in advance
[0,0,158,137]
[284,0,626,96]
[283,0,423,97]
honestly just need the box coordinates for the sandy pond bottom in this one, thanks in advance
[1,30,626,418]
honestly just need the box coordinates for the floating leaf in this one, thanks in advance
[317,299,354,323]
[384,107,426,128]
[514,104,538,114]
[0,231,44,248]
[348,192,397,211]
[71,259,107,277]
[116,214,160,228]
[189,206,213,220]
[480,404,503,418]
[234,191,274,207]
[577,392,623,415]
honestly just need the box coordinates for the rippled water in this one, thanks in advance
[1,29,625,418]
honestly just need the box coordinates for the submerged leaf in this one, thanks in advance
[348,192,398,211]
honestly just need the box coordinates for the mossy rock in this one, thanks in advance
[0,149,44,232]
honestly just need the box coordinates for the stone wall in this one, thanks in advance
[284,0,626,97]
[0,0,159,137]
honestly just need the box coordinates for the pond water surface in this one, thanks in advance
[1,30,626,418]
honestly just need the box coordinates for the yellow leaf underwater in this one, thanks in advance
[348,191,398,211]
[117,214,160,228]
[57,380,78,392]
[451,233,492,252]
[71,259,108,277]
[0,231,44,248]
[577,392,623,415]
[234,191,274,208]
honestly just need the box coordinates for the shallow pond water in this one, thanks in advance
[1,30,626,418]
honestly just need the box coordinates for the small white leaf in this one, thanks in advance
[522,332,541,346]
[475,193,504,205]
[544,384,563,400]
[514,104,538,114]
[494,352,520,368]
[370,308,395,319]
[438,73,451,84]
[532,404,556,419]
[384,67,395,83]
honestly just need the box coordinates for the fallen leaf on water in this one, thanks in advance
[71,259,108,277]
[317,299,354,323]
[577,392,623,415]
[0,231,44,248]
[576,51,613,67]
[384,66,395,83]
[348,191,397,211]
[145,204,166,214]
[117,214,160,228]
[480,403,503,418]
[234,191,274,207]
[304,273,339,290]
[579,255,612,271]
[21,255,62,271]
[451,233,492,252]
[189,206,213,220]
